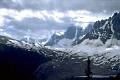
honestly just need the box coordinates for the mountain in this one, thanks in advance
[45,26,83,47]
[0,35,52,80]
[76,12,120,47]
[1,26,116,80]
[45,32,64,46]
[71,12,120,60]
[72,23,93,45]
[1,12,120,80]
[0,35,75,80]
[66,12,120,78]
[20,36,48,47]
[0,35,90,80]
[38,12,120,80]
[21,36,36,44]
[45,24,93,47]
[35,13,120,80]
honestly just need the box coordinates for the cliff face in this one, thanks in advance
[45,24,93,47]
[77,12,120,47]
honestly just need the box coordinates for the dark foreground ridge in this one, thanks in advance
[0,41,51,80]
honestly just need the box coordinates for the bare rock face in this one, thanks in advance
[77,12,120,46]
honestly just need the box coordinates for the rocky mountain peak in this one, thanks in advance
[76,12,120,46]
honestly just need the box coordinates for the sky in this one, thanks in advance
[0,0,119,40]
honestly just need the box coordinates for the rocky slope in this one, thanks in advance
[0,35,73,80]
[45,24,93,47]
[77,12,120,47]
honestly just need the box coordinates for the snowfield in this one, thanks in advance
[46,38,120,68]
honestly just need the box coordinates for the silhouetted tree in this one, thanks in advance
[85,56,92,80]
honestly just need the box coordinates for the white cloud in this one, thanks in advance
[0,8,109,23]
[0,16,5,26]
[0,8,111,39]
[0,29,12,37]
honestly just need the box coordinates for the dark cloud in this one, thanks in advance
[0,0,120,13]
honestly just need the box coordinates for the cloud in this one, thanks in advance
[0,28,12,38]
[0,0,120,14]
[0,0,116,40]
[0,8,110,30]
